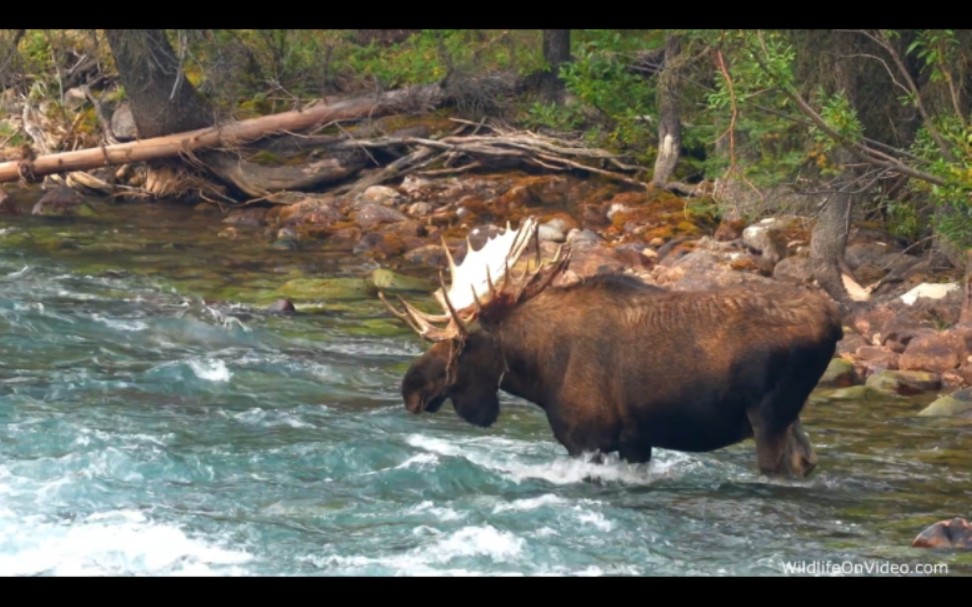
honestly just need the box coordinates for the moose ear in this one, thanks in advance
[452,387,500,428]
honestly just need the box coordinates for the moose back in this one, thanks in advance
[382,218,843,478]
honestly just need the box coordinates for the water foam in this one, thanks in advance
[305,524,525,575]
[0,509,252,576]
[405,433,686,486]
[188,359,232,382]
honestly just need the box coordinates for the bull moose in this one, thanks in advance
[380,217,842,478]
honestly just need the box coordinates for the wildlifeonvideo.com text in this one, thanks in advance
[780,560,949,575]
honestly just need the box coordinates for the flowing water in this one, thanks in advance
[1,196,971,576]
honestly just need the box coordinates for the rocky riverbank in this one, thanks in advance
[4,167,971,420]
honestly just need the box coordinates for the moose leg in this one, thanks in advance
[618,441,652,464]
[747,411,816,478]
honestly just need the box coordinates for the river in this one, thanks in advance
[1,196,969,576]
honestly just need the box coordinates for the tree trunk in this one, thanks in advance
[0,87,445,184]
[539,30,571,105]
[652,33,682,187]
[961,249,972,324]
[104,29,213,138]
[810,149,866,304]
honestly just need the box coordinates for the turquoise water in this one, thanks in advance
[1,200,971,576]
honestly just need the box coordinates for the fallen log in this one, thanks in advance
[0,85,445,184]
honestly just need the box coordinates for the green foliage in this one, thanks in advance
[907,30,960,84]
[521,30,662,164]
[908,114,972,247]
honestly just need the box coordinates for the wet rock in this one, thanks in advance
[405,244,448,268]
[941,370,965,390]
[881,321,935,354]
[406,202,433,217]
[918,388,972,418]
[352,203,407,231]
[276,277,373,302]
[819,385,894,402]
[542,214,578,235]
[266,298,296,315]
[855,346,900,372]
[899,331,965,374]
[848,304,897,343]
[818,358,860,388]
[327,226,363,248]
[352,221,425,259]
[912,518,972,550]
[222,208,267,226]
[357,185,401,208]
[566,228,602,248]
[276,194,343,229]
[270,227,299,251]
[0,188,17,215]
[371,268,434,293]
[836,333,869,358]
[31,186,93,217]
[817,358,861,388]
[400,175,434,196]
[537,224,565,243]
[865,370,941,396]
[955,364,972,386]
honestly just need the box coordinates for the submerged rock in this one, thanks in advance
[818,385,898,402]
[370,268,434,293]
[865,370,941,396]
[31,186,94,217]
[918,388,972,418]
[275,277,373,302]
[266,298,296,315]
[0,188,18,215]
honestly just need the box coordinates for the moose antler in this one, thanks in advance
[380,216,571,341]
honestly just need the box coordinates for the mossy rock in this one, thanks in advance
[817,385,900,402]
[918,388,972,418]
[866,370,941,396]
[818,358,860,388]
[275,277,374,302]
[370,268,434,293]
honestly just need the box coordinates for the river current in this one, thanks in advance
[1,199,969,576]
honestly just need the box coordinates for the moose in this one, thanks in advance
[380,217,843,478]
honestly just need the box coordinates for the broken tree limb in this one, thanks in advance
[0,85,445,184]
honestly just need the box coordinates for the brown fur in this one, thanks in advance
[398,273,842,478]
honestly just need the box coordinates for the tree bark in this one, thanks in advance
[105,29,213,138]
[961,249,972,324]
[810,149,867,304]
[539,30,571,105]
[810,188,852,304]
[651,33,682,187]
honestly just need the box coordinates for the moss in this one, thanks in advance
[370,268,433,293]
[674,220,700,235]
[275,277,374,302]
[644,225,675,242]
